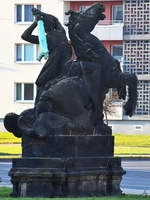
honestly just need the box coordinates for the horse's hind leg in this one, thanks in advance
[121,73,137,116]
[108,72,137,117]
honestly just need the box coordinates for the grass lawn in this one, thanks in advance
[0,133,150,157]
[0,144,22,155]
[113,134,150,157]
[0,132,21,144]
[114,146,150,156]
[0,187,150,200]
[113,134,150,147]
[1,197,150,200]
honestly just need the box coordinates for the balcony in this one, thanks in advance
[91,20,123,41]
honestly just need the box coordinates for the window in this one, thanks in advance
[79,6,90,13]
[107,88,121,102]
[111,45,123,62]
[16,4,41,23]
[15,83,36,101]
[112,5,123,23]
[16,44,39,62]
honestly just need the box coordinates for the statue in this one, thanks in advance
[4,3,134,197]
[4,3,137,138]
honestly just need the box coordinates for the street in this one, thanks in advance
[0,161,12,187]
[121,160,150,195]
[0,160,150,194]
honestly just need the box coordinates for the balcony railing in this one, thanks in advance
[64,18,123,26]
[98,20,123,26]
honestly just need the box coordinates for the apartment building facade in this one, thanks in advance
[0,0,150,134]
[0,0,65,131]
[121,0,150,134]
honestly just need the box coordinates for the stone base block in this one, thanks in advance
[22,135,114,157]
[9,157,125,197]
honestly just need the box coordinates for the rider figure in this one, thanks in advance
[21,8,72,104]
[65,3,118,70]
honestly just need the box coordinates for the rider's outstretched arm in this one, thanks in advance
[21,21,39,44]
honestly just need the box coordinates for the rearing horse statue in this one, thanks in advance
[65,3,137,118]
[4,3,137,138]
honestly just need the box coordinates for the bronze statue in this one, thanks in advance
[4,3,137,138]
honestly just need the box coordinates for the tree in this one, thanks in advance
[103,89,122,125]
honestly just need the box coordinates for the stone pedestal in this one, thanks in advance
[9,135,125,197]
[22,135,114,157]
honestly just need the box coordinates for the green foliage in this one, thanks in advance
[114,146,150,156]
[1,132,150,147]
[1,198,150,200]
[0,144,22,155]
[1,133,150,157]
[0,187,149,200]
[0,187,150,199]
[0,187,12,197]
[113,134,150,156]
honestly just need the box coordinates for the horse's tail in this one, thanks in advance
[124,74,138,117]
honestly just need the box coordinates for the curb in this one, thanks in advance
[0,159,12,162]
[121,157,150,161]
[1,157,150,162]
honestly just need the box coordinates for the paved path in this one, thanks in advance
[0,160,150,195]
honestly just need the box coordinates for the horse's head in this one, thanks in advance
[65,3,106,33]
[65,10,80,29]
[83,3,106,20]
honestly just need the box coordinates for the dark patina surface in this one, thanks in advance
[4,3,137,197]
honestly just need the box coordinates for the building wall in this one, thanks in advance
[123,0,150,117]
[68,0,150,135]
[109,120,150,135]
[103,40,123,53]
[124,0,150,36]
[1,0,150,134]
[0,0,65,119]
[68,1,123,52]
[109,0,150,135]
[92,24,123,41]
[70,1,122,22]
